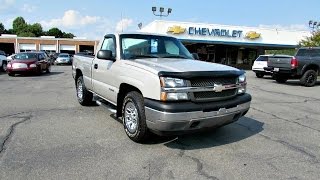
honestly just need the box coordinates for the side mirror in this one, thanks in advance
[192,53,199,60]
[97,50,115,61]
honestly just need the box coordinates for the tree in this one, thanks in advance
[265,49,296,56]
[0,23,5,34]
[12,17,27,34]
[62,32,75,38]
[299,31,320,47]
[19,31,36,37]
[28,23,43,37]
[46,27,63,38]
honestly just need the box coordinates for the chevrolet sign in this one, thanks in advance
[245,31,261,39]
[167,26,186,34]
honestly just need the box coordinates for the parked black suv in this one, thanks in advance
[265,47,320,87]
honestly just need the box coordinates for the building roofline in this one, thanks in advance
[0,36,99,41]
[150,20,310,33]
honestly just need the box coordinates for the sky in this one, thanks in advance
[0,0,319,39]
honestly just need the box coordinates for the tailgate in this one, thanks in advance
[268,57,292,68]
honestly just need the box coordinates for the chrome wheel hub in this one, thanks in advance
[77,80,83,99]
[124,102,138,133]
[307,74,315,84]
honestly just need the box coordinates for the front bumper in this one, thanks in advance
[145,93,251,134]
[55,59,71,64]
[252,68,272,74]
[7,67,38,73]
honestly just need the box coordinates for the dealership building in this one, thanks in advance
[0,35,98,56]
[140,20,310,69]
[0,20,311,69]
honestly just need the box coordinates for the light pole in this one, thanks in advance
[308,20,320,32]
[152,7,172,19]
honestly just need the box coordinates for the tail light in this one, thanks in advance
[291,57,298,69]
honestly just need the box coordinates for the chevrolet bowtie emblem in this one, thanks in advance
[167,26,186,34]
[245,31,261,39]
[213,84,224,93]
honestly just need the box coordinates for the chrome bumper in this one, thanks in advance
[145,102,250,133]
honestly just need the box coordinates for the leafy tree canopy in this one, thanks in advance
[299,31,320,47]
[0,17,76,38]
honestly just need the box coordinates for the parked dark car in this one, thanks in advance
[6,52,51,76]
[265,47,320,87]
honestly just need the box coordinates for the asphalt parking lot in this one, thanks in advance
[0,66,320,180]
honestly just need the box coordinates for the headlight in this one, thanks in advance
[7,63,11,68]
[161,92,189,101]
[30,64,37,68]
[160,77,189,101]
[238,74,247,94]
[160,77,187,88]
[238,74,246,83]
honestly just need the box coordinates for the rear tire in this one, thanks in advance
[300,69,317,87]
[122,91,149,143]
[256,73,264,78]
[8,72,14,76]
[76,76,93,106]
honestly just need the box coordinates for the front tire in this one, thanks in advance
[300,69,317,87]
[76,76,93,106]
[122,91,148,142]
[1,61,7,72]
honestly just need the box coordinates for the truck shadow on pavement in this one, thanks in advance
[162,117,264,150]
[271,80,320,87]
[110,113,264,148]
[110,114,264,150]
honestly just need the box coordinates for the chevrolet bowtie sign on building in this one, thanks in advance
[245,31,261,39]
[167,26,186,34]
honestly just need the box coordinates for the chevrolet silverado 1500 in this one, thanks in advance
[72,33,251,142]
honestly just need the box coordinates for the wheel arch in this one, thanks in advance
[75,69,83,83]
[116,83,143,118]
[302,64,320,75]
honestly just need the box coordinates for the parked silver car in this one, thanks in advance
[55,53,71,65]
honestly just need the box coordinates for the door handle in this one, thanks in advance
[94,64,98,69]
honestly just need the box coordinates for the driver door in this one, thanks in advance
[92,35,117,104]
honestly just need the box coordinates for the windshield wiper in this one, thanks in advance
[162,55,189,59]
[126,55,159,59]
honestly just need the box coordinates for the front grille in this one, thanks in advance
[190,77,238,102]
[190,77,237,87]
[193,89,237,101]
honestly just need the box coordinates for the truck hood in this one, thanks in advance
[124,58,239,74]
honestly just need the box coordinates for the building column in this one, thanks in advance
[56,40,59,53]
[76,44,79,53]
[15,38,19,53]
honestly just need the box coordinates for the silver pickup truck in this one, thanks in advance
[72,32,251,142]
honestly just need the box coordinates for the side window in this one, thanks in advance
[101,37,116,57]
[40,54,45,60]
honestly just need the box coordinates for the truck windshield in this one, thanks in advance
[120,34,193,60]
